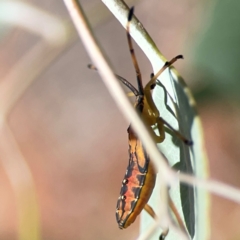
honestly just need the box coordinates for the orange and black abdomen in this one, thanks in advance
[116,126,156,229]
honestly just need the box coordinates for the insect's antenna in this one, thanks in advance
[88,64,139,96]
[127,7,144,96]
[116,75,139,96]
[145,55,183,90]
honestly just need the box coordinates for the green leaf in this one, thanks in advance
[140,69,210,240]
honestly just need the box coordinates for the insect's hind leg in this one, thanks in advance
[144,204,169,240]
[158,117,193,145]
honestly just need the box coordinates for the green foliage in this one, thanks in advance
[192,0,240,104]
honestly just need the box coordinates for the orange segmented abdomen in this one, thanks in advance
[116,126,156,229]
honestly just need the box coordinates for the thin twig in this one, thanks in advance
[178,172,240,203]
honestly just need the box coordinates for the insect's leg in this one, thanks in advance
[144,203,156,219]
[168,196,188,237]
[159,231,169,240]
[158,117,193,145]
[127,7,144,95]
[155,195,188,239]
[144,204,169,240]
[145,55,183,92]
[144,55,183,120]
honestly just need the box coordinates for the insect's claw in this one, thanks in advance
[184,139,193,146]
[176,54,184,59]
[159,233,166,240]
[159,227,169,240]
[128,7,134,21]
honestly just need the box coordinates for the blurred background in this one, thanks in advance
[0,0,240,239]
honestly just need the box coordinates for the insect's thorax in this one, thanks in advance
[135,95,159,126]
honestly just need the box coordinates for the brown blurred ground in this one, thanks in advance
[0,0,240,240]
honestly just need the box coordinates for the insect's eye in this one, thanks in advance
[122,179,129,185]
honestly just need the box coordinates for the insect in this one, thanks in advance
[88,6,193,239]
[113,7,193,239]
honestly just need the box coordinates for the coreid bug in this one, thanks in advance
[88,6,193,240]
[114,7,192,239]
